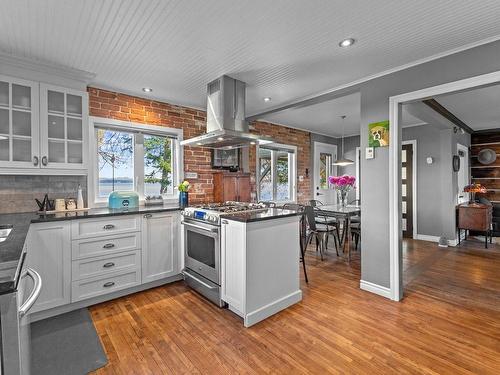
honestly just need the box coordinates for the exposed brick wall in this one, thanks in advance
[88,87,312,204]
[248,121,311,203]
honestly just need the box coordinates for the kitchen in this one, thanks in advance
[1,1,500,374]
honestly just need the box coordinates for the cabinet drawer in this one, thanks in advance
[72,250,140,281]
[71,269,141,303]
[72,233,141,260]
[71,216,140,239]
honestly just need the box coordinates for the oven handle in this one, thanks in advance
[19,268,42,317]
[182,270,218,290]
[181,221,219,233]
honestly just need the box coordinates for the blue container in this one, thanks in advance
[179,192,189,209]
[108,191,139,209]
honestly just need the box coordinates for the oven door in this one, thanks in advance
[182,219,220,284]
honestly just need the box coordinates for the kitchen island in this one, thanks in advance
[221,209,302,327]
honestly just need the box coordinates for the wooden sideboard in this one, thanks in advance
[457,203,493,248]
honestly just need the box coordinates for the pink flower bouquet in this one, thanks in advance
[328,175,356,206]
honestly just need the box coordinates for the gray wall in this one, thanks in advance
[402,125,470,239]
[0,175,87,214]
[359,40,500,288]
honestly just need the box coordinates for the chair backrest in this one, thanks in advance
[304,205,317,231]
[349,199,361,206]
[309,200,323,207]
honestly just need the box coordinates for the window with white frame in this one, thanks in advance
[90,118,182,205]
[257,144,296,202]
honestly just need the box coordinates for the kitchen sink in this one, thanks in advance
[0,224,13,242]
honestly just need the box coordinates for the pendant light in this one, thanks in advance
[333,115,354,166]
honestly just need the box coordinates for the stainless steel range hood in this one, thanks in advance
[180,75,275,149]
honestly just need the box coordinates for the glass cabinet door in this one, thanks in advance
[40,84,88,169]
[0,76,39,168]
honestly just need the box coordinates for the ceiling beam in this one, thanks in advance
[422,98,474,134]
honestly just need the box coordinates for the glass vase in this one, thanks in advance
[338,190,348,207]
[179,191,189,209]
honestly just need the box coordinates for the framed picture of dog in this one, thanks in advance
[368,120,390,147]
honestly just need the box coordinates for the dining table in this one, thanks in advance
[314,204,361,262]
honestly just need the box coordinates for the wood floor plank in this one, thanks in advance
[89,238,500,374]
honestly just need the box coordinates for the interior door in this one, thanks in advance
[313,142,337,204]
[402,143,414,238]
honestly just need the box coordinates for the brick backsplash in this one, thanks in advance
[89,87,313,204]
[0,175,87,214]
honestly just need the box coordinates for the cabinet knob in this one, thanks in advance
[41,156,48,166]
[33,156,39,166]
[103,224,115,230]
[103,281,115,288]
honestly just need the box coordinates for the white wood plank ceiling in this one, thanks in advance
[1,0,500,135]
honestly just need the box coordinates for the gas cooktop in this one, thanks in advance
[181,202,269,224]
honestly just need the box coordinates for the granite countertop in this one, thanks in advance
[224,208,300,223]
[0,205,180,295]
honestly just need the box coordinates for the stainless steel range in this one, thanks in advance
[181,202,267,306]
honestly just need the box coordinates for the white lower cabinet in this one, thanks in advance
[26,211,180,316]
[141,212,179,283]
[27,221,71,313]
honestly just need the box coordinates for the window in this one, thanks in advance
[257,144,296,202]
[90,118,182,205]
[319,152,332,189]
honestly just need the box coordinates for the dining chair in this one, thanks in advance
[349,199,361,224]
[304,206,339,260]
[283,203,308,283]
[309,200,340,250]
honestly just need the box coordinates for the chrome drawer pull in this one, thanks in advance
[103,281,115,288]
[103,243,115,249]
[103,224,115,230]
[143,213,152,218]
[103,262,115,268]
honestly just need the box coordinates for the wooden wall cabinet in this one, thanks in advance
[213,172,251,202]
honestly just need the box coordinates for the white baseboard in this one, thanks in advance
[244,290,302,328]
[415,234,458,247]
[360,280,391,299]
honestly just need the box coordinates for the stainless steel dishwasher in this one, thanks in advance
[0,247,42,375]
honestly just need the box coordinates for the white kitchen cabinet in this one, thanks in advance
[39,83,88,170]
[27,221,71,313]
[141,212,179,283]
[0,75,39,169]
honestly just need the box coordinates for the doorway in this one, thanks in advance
[313,142,337,204]
[457,143,470,204]
[389,70,500,301]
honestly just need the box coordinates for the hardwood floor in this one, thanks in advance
[90,238,500,374]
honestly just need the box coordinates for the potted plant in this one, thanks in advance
[177,180,191,208]
[328,175,356,207]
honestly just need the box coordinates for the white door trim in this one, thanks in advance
[355,146,361,201]
[402,140,417,239]
[312,141,338,204]
[389,70,500,301]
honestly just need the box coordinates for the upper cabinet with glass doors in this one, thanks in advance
[0,75,88,173]
[40,83,88,170]
[0,75,39,169]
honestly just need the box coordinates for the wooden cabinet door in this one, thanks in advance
[237,175,251,202]
[27,221,71,313]
[223,175,238,202]
[142,212,178,283]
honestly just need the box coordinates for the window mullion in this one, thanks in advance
[271,150,277,201]
[134,133,145,199]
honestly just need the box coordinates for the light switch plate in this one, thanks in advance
[366,147,374,159]
[299,175,304,182]
[185,172,198,179]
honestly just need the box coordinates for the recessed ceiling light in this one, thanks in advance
[217,137,224,141]
[339,38,355,48]
[250,141,256,145]
[196,142,202,146]
[263,97,272,102]
[142,87,153,93]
